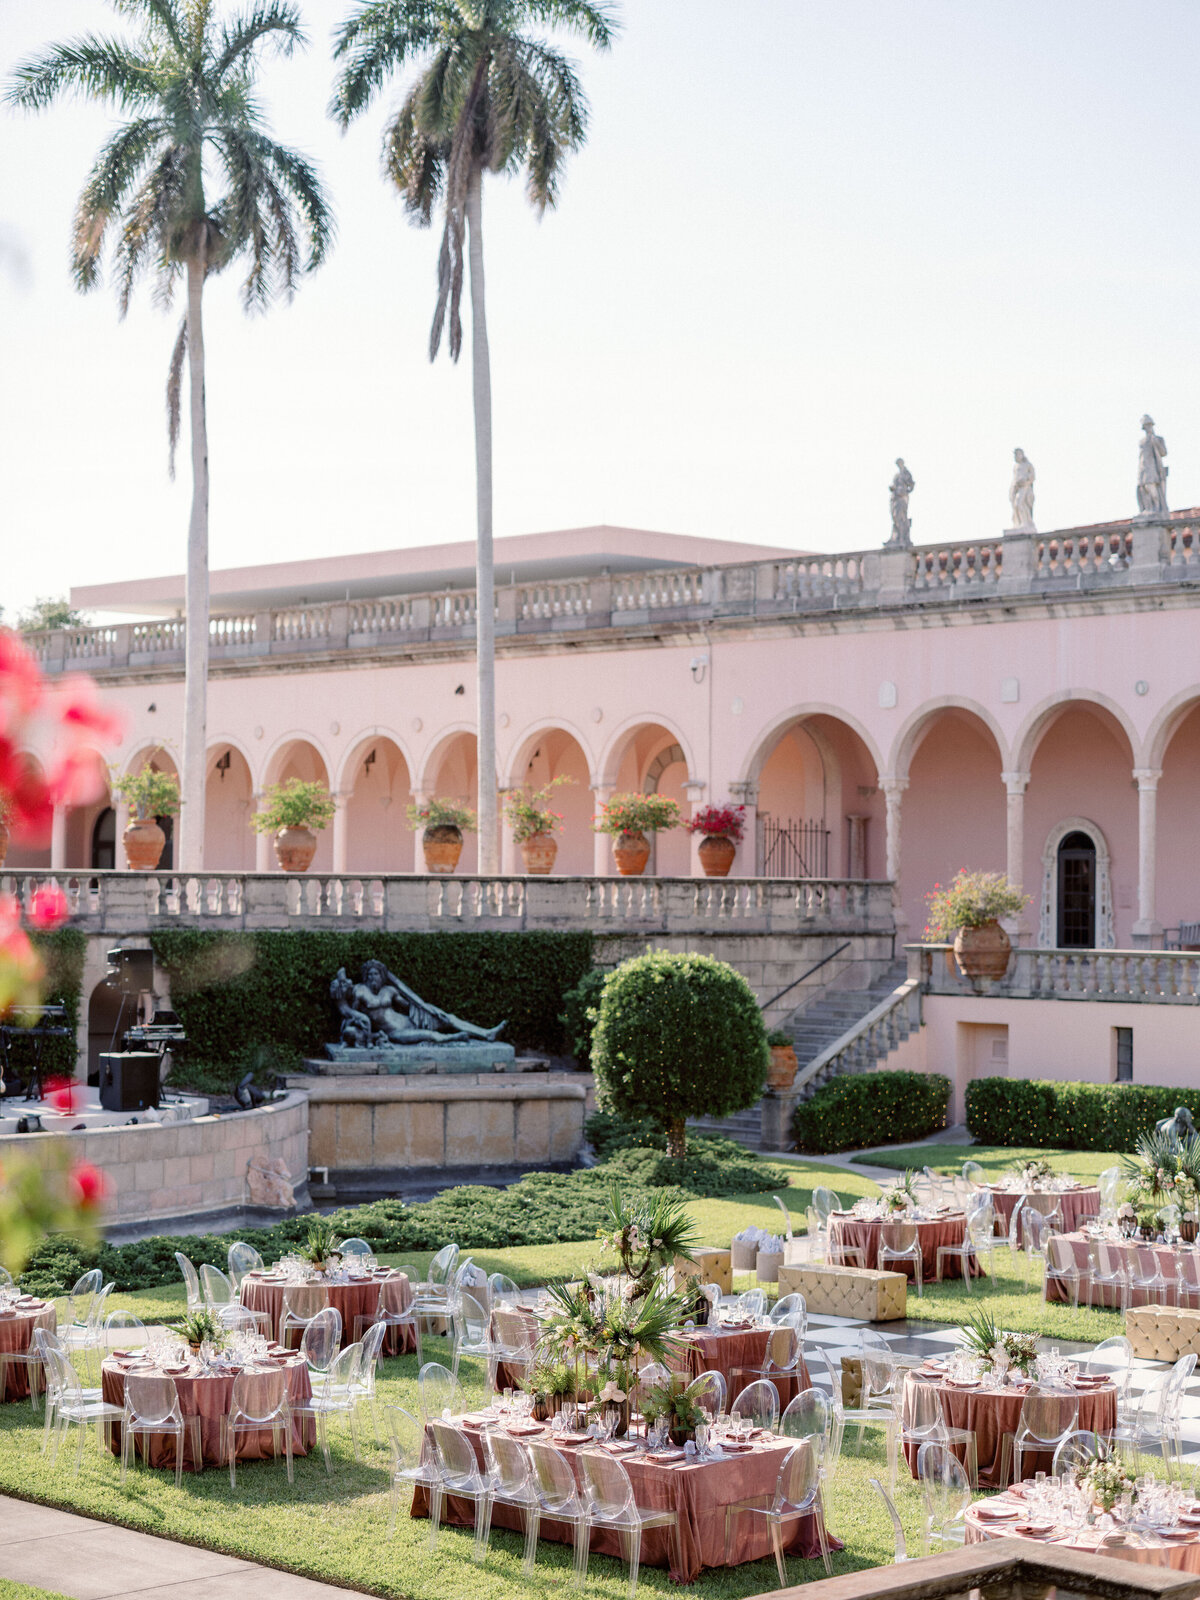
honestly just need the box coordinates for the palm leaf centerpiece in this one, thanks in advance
[961,1309,1038,1376]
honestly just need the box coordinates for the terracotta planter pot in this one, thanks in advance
[698,835,737,877]
[0,819,8,868]
[612,830,650,876]
[669,1421,697,1448]
[274,825,317,873]
[1183,1219,1198,1244]
[953,919,1012,980]
[423,825,463,875]
[520,832,558,875]
[123,818,166,870]
[766,1043,798,1090]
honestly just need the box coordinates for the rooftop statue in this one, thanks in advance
[1009,448,1036,530]
[887,459,914,547]
[1137,414,1169,515]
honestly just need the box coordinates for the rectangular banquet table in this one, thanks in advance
[827,1212,983,1280]
[240,1267,414,1353]
[101,1353,314,1471]
[0,1300,55,1402]
[1043,1233,1195,1307]
[990,1186,1101,1243]
[901,1373,1117,1489]
[410,1415,838,1583]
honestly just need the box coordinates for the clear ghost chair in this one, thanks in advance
[224,1366,294,1488]
[878,1221,923,1296]
[811,1186,842,1222]
[0,1266,10,1287]
[104,1309,146,1347]
[419,1243,460,1307]
[810,1349,847,1477]
[226,1240,264,1289]
[780,1388,829,1463]
[487,1272,521,1306]
[353,1320,389,1441]
[528,1440,591,1584]
[842,1349,900,1459]
[426,1419,492,1559]
[804,1206,828,1265]
[1127,1242,1177,1308]
[1007,1386,1079,1487]
[479,1426,540,1570]
[217,1304,262,1336]
[453,1257,489,1306]
[387,1406,442,1536]
[772,1194,805,1265]
[450,1290,496,1379]
[731,1315,805,1397]
[43,1346,123,1477]
[631,1361,670,1414]
[892,1376,977,1494]
[1052,1429,1107,1478]
[418,1359,465,1422]
[293,1342,364,1475]
[174,1253,202,1312]
[724,1438,831,1581]
[57,1275,113,1382]
[870,1476,908,1562]
[367,1271,424,1356]
[121,1372,201,1490]
[731,1378,781,1433]
[492,1307,537,1390]
[1043,1234,1085,1306]
[282,1285,330,1349]
[735,1287,767,1321]
[961,1160,986,1190]
[581,1447,682,1598]
[687,1369,727,1418]
[1006,1197,1027,1254]
[300,1306,342,1381]
[202,1263,270,1335]
[1084,1334,1134,1418]
[1089,1239,1130,1312]
[1098,1165,1123,1222]
[1176,1251,1200,1310]
[1113,1352,1196,1477]
[337,1236,377,1267]
[32,1328,70,1450]
[1021,1208,1060,1262]
[770,1293,807,1335]
[916,1440,972,1556]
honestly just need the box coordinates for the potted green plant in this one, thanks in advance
[642,1370,706,1446]
[110,765,181,870]
[179,1308,224,1355]
[406,797,477,875]
[684,802,746,878]
[924,869,1031,980]
[524,1359,576,1422]
[765,1027,798,1090]
[250,778,336,873]
[299,1215,340,1274]
[503,775,574,875]
[592,793,682,877]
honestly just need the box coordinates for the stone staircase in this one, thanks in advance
[691,960,913,1149]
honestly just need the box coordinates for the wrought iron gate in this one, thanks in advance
[759,817,830,878]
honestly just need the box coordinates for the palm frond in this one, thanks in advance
[112,0,188,54]
[71,117,170,291]
[382,86,446,223]
[165,313,188,479]
[329,0,454,126]
[212,0,306,83]
[4,37,159,113]
[514,0,620,51]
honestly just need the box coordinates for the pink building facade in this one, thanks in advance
[14,515,1200,953]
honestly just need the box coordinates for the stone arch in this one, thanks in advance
[888,697,1010,780]
[413,723,479,797]
[502,718,597,791]
[741,703,885,789]
[205,741,255,871]
[259,737,333,872]
[62,746,111,869]
[598,718,693,877]
[748,710,882,880]
[1145,689,1200,770]
[1013,690,1143,774]
[339,733,414,873]
[1038,816,1114,949]
[596,714,697,792]
[502,722,595,876]
[418,728,481,874]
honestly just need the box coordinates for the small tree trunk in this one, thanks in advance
[666,1117,687,1159]
[179,249,209,872]
[465,166,498,875]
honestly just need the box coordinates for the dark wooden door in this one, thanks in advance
[1056,830,1096,947]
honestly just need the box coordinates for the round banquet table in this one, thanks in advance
[411,1412,840,1583]
[990,1186,1101,1242]
[671,1323,812,1407]
[240,1268,415,1353]
[0,1299,56,1402]
[902,1373,1117,1490]
[1043,1233,1198,1307]
[965,1500,1200,1571]
[101,1353,313,1471]
[827,1211,982,1280]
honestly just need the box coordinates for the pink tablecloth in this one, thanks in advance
[0,1301,56,1401]
[240,1269,414,1354]
[827,1213,982,1280]
[411,1416,839,1582]
[965,1503,1200,1571]
[902,1375,1117,1489]
[102,1355,313,1471]
[1044,1233,1195,1307]
[671,1325,811,1407]
[991,1187,1101,1243]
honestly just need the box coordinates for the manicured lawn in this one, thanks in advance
[857,1145,1122,1181]
[0,1586,73,1600]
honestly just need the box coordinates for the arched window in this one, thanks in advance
[91,807,115,870]
[1056,830,1097,948]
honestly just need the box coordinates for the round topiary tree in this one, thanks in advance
[590,949,769,1158]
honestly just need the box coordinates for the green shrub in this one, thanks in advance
[965,1078,1193,1150]
[791,1071,952,1153]
[591,949,768,1156]
[151,930,594,1067]
[559,967,610,1069]
[602,1142,784,1198]
[3,927,86,1082]
[585,1109,664,1158]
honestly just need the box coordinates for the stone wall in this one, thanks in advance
[0,1092,309,1228]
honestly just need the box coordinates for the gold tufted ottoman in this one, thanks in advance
[1126,1304,1200,1361]
[778,1263,907,1322]
[674,1248,733,1296]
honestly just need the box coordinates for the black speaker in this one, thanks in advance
[98,1052,161,1112]
[105,947,155,996]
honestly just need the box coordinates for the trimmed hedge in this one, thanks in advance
[965,1078,1194,1150]
[792,1070,952,1154]
[2,927,86,1081]
[151,930,595,1072]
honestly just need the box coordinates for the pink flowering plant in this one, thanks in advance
[592,793,681,838]
[405,796,477,833]
[684,802,746,843]
[924,869,1030,938]
[503,774,575,842]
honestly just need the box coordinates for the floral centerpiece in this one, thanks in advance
[1116,1201,1138,1239]
[641,1371,706,1446]
[924,869,1031,980]
[298,1215,340,1275]
[961,1309,1038,1377]
[406,796,477,875]
[503,775,574,874]
[1123,1128,1200,1214]
[180,1308,225,1354]
[592,793,682,877]
[684,802,746,879]
[1075,1451,1136,1514]
[597,1183,700,1299]
[525,1358,576,1422]
[1018,1158,1054,1189]
[883,1170,918,1215]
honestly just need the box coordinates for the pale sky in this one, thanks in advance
[2,1,1199,619]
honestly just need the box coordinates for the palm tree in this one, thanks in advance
[331,0,616,874]
[6,0,333,872]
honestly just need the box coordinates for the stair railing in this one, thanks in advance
[789,977,922,1099]
[759,941,851,1016]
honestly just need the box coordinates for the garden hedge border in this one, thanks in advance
[965,1077,1193,1149]
[791,1069,951,1153]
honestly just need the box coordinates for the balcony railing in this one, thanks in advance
[911,942,1200,1003]
[0,870,895,936]
[24,514,1200,677]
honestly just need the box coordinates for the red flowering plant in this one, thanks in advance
[503,774,575,842]
[592,793,682,838]
[0,628,122,1272]
[923,869,1030,939]
[684,802,746,844]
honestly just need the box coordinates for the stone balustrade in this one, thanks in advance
[23,513,1200,677]
[910,941,1200,1002]
[0,869,894,936]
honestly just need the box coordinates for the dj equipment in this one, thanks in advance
[98,1052,161,1112]
[99,947,187,1094]
[0,1004,71,1102]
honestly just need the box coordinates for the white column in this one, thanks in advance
[728,781,759,877]
[50,804,67,870]
[499,792,519,875]
[845,814,869,880]
[591,784,614,876]
[410,791,431,874]
[331,793,349,875]
[1133,767,1164,947]
[1001,770,1031,940]
[253,795,273,873]
[879,776,908,932]
[682,779,707,877]
[114,796,131,870]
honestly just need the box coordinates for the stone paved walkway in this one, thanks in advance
[0,1497,354,1600]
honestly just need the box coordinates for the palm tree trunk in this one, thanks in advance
[465,165,498,875]
[179,251,209,872]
